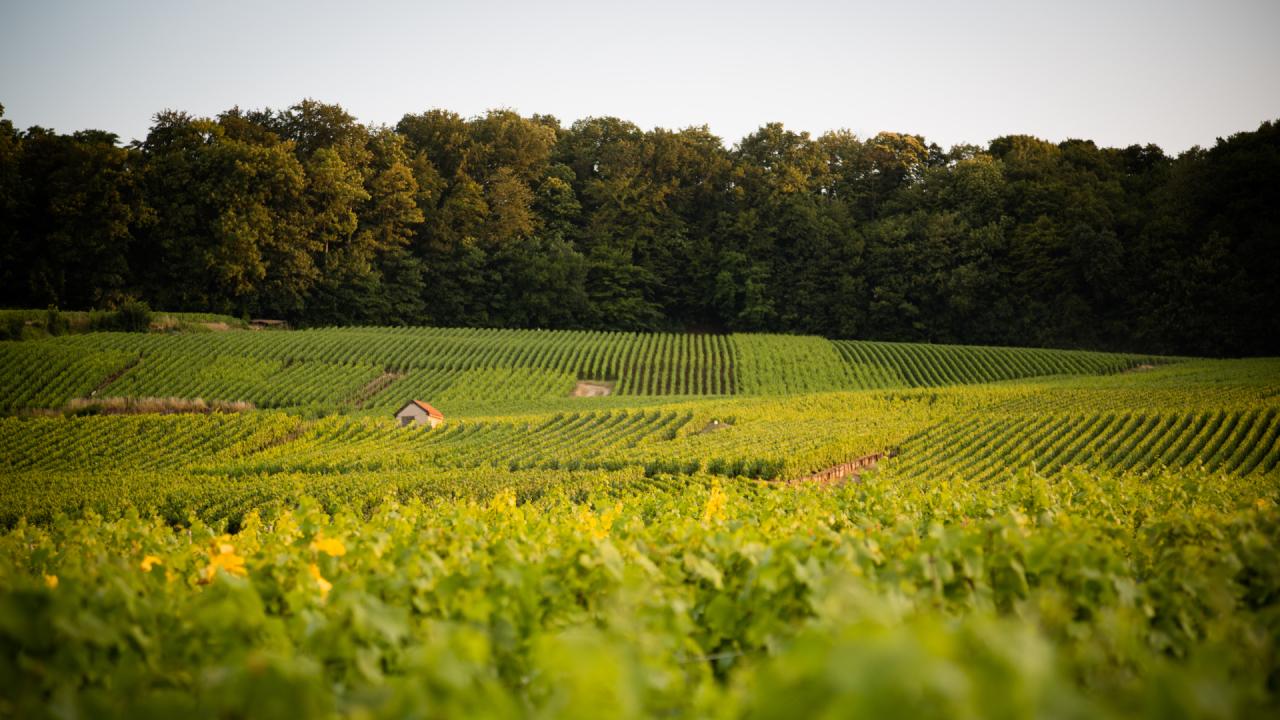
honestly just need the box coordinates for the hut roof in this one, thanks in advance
[396,399,444,419]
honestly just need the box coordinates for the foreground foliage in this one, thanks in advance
[1,469,1276,718]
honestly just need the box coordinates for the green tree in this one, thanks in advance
[0,105,21,307]
[6,127,147,309]
[136,111,313,316]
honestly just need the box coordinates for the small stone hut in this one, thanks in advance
[394,400,444,428]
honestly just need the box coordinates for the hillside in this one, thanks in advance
[0,327,1277,717]
[1,326,1167,415]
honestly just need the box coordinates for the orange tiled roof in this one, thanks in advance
[397,400,444,419]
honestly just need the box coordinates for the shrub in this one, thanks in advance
[45,305,69,336]
[86,310,115,332]
[0,314,24,340]
[114,299,152,332]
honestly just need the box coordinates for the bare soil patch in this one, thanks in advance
[791,450,894,485]
[572,380,614,397]
[148,317,180,332]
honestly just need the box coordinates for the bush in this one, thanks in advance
[44,305,69,336]
[87,310,115,332]
[0,314,24,340]
[114,299,152,332]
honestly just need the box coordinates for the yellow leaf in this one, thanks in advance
[311,536,347,557]
[576,506,613,541]
[308,562,333,597]
[202,541,247,581]
[140,555,163,572]
[703,481,727,524]
[44,574,58,589]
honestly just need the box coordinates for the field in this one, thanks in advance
[0,327,1277,718]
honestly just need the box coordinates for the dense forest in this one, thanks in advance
[0,101,1276,356]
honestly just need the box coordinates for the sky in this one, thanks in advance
[2,0,1278,153]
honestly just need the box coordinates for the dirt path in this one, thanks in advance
[790,451,888,485]
[349,371,405,408]
[88,355,141,397]
[572,380,614,397]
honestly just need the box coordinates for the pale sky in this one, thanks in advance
[2,0,1277,153]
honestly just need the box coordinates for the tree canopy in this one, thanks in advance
[1,101,1276,356]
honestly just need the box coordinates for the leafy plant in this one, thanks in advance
[114,298,152,332]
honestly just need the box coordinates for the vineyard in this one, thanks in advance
[0,325,1277,717]
[1,326,1168,414]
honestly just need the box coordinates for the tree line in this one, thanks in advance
[1,101,1276,356]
